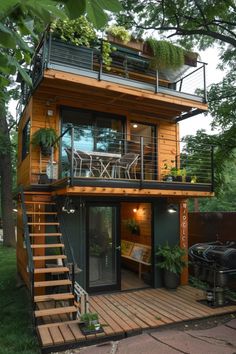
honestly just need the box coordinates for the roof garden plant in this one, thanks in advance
[106,25,131,44]
[146,39,185,70]
[50,16,97,47]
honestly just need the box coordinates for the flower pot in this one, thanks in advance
[40,144,52,156]
[163,270,180,289]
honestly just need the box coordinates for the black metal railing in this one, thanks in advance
[17,32,208,119]
[19,187,35,320]
[57,124,214,190]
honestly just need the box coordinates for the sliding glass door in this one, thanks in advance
[87,205,120,292]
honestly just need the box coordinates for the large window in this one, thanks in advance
[22,119,31,161]
[61,107,124,171]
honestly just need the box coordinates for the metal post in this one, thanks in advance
[211,146,214,192]
[98,39,103,81]
[140,136,144,188]
[70,126,74,187]
[155,70,159,93]
[203,63,207,103]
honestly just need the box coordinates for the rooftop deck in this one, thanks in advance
[37,285,236,353]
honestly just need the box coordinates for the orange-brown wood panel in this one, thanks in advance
[179,200,189,285]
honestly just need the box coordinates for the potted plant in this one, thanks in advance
[125,218,140,235]
[156,243,187,289]
[106,25,143,52]
[31,127,58,156]
[79,312,103,334]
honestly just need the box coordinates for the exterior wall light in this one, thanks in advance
[167,204,177,213]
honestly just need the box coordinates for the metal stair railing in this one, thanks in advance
[19,187,35,322]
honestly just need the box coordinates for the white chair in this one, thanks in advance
[113,153,139,179]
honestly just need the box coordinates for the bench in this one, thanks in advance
[121,240,151,279]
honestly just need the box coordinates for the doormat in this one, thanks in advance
[79,323,104,336]
[197,298,236,309]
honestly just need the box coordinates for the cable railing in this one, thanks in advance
[16,31,208,119]
[59,125,214,188]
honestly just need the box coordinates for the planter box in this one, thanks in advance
[107,34,144,52]
[79,322,104,336]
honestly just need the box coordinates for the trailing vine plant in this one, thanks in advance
[146,39,185,70]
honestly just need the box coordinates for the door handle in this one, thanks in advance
[116,246,121,251]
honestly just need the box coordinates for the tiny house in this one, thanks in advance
[16,27,213,349]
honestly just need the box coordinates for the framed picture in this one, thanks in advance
[131,244,144,261]
[121,240,134,256]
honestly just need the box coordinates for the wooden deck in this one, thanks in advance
[38,285,236,353]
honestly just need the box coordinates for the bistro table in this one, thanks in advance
[85,151,121,178]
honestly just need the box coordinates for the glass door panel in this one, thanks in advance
[87,205,119,291]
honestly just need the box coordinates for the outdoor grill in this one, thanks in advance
[189,241,236,307]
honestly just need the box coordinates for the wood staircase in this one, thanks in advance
[21,191,81,344]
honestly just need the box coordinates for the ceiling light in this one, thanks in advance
[132,124,138,128]
[167,204,177,213]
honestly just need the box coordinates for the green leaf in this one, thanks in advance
[0,74,10,87]
[0,23,16,48]
[0,54,16,75]
[0,0,20,18]
[16,65,32,87]
[86,1,108,29]
[94,0,122,12]
[65,0,86,19]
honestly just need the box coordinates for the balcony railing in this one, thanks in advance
[47,125,214,192]
[17,32,208,117]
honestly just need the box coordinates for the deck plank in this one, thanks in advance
[68,323,86,341]
[37,327,53,346]
[49,326,65,345]
[58,324,75,342]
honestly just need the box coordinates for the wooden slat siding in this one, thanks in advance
[108,292,163,328]
[179,200,189,285]
[118,291,174,325]
[102,294,143,331]
[37,327,54,346]
[89,297,124,335]
[17,99,32,186]
[43,70,208,111]
[53,187,214,198]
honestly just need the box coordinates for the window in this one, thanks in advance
[22,119,30,161]
[61,107,124,168]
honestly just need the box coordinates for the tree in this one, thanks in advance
[116,0,236,50]
[0,0,122,246]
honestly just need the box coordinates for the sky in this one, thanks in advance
[179,47,225,138]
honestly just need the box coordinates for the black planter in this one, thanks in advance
[40,144,52,156]
[186,176,191,183]
[163,270,180,289]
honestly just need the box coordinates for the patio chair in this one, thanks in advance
[113,153,139,179]
[65,148,93,177]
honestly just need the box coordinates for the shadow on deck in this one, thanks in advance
[39,285,236,353]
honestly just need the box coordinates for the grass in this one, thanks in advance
[0,245,40,354]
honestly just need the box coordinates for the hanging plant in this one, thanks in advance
[145,39,185,70]
[50,16,97,47]
[102,41,116,71]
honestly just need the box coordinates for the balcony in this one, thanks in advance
[39,126,214,195]
[18,33,208,119]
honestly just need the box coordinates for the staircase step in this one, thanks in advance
[31,243,64,249]
[34,293,74,302]
[35,306,77,318]
[28,222,59,225]
[29,233,62,237]
[34,279,72,288]
[34,267,69,274]
[26,212,57,215]
[33,255,67,261]
[37,319,80,330]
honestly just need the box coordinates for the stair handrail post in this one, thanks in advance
[70,125,75,187]
[19,187,35,311]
